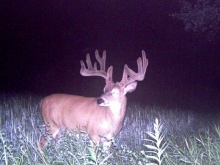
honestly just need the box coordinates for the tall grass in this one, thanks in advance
[0,94,220,164]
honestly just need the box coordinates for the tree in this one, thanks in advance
[171,0,220,41]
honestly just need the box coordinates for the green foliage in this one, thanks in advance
[166,127,220,164]
[38,131,114,165]
[141,118,168,165]
[171,0,220,41]
[0,94,220,164]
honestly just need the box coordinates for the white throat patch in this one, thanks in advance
[109,101,121,113]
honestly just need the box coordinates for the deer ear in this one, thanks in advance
[124,81,137,94]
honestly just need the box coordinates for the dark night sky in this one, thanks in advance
[1,1,220,109]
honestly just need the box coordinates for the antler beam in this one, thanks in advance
[80,50,111,79]
[120,50,148,85]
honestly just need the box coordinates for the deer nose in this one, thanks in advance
[97,98,104,105]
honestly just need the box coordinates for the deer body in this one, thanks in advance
[39,50,148,150]
[41,93,126,143]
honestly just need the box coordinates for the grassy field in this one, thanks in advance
[0,94,220,164]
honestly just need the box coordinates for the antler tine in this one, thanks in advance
[120,50,148,85]
[80,50,112,80]
[95,50,106,71]
[85,53,93,69]
[120,66,128,85]
[137,50,148,79]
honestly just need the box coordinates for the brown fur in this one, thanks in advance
[39,83,132,149]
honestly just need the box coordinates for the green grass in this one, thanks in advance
[0,94,220,164]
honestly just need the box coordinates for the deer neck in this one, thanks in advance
[109,97,127,120]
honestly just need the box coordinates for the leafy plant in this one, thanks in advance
[141,118,168,165]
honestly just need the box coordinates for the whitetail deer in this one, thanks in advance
[39,50,148,150]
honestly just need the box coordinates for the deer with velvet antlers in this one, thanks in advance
[39,50,148,150]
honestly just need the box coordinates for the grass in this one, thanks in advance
[0,93,220,164]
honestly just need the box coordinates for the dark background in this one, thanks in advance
[1,1,220,110]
